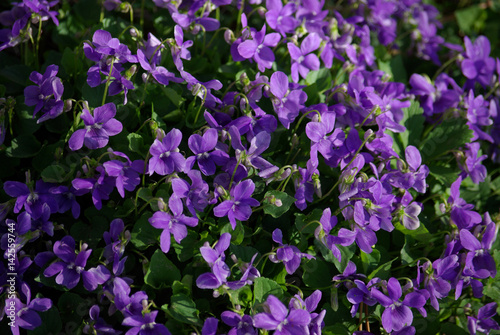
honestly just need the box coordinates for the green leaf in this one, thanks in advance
[70,218,109,249]
[420,118,473,162]
[305,68,333,92]
[295,208,323,235]
[429,164,461,185]
[61,47,82,76]
[131,211,161,249]
[253,277,284,305]
[360,249,381,274]
[368,258,397,280]
[173,230,198,262]
[263,190,296,218]
[394,221,432,242]
[27,306,62,335]
[165,294,201,325]
[127,133,146,156]
[6,134,42,158]
[229,285,253,307]
[315,240,356,272]
[162,87,185,107]
[221,221,245,245]
[401,235,417,265]
[302,258,333,288]
[391,101,425,156]
[57,292,86,325]
[82,84,105,108]
[145,249,181,289]
[41,164,69,183]
[455,5,483,34]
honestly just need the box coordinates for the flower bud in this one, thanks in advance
[64,99,73,113]
[224,29,235,44]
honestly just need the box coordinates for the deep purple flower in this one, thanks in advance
[417,255,459,311]
[137,47,182,86]
[468,303,500,335]
[43,235,109,290]
[460,142,487,184]
[221,311,256,335]
[122,310,171,335]
[201,317,219,335]
[346,279,377,317]
[460,223,497,279]
[24,64,64,122]
[270,228,314,275]
[148,195,198,253]
[3,283,52,335]
[306,112,345,163]
[213,179,259,229]
[3,179,59,219]
[172,170,210,215]
[461,36,495,88]
[103,154,144,197]
[72,166,115,210]
[84,305,122,335]
[409,73,462,116]
[148,128,185,176]
[447,177,482,230]
[371,278,426,333]
[253,295,311,334]
[69,103,123,151]
[196,233,231,289]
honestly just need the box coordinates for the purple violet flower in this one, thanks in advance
[270,228,314,275]
[43,235,109,290]
[461,36,495,88]
[371,278,427,333]
[69,102,123,151]
[148,195,198,253]
[122,310,171,335]
[213,179,259,229]
[237,24,281,72]
[221,311,256,335]
[253,295,311,334]
[24,64,64,123]
[196,233,231,290]
[147,128,186,176]
[269,71,307,129]
[3,283,52,334]
[467,303,500,335]
[288,33,321,82]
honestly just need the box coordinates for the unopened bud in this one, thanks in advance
[224,29,235,44]
[157,198,167,211]
[62,100,72,114]
[130,28,137,37]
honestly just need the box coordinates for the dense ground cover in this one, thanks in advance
[1,0,500,334]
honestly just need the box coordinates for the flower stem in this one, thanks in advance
[102,58,115,106]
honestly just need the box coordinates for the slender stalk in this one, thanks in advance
[35,18,43,69]
[102,59,115,106]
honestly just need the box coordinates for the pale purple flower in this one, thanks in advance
[288,33,321,82]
